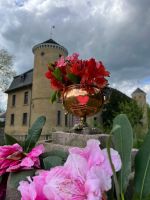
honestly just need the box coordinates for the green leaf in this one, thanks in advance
[110,124,120,134]
[24,116,46,152]
[132,193,150,200]
[67,73,80,83]
[51,91,57,104]
[57,91,61,98]
[112,114,133,193]
[8,170,36,188]
[134,130,150,200]
[4,133,20,145]
[43,155,63,170]
[52,68,62,81]
[41,150,68,162]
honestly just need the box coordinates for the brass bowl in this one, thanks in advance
[62,84,104,118]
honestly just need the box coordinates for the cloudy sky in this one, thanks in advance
[0,0,150,108]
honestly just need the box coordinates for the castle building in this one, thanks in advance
[5,38,75,140]
[5,38,148,139]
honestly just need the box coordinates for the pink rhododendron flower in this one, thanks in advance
[0,144,45,175]
[69,139,121,175]
[18,139,121,200]
[66,52,79,61]
[57,56,66,67]
[21,144,45,168]
[18,173,48,200]
[18,178,37,200]
[43,166,86,200]
[101,148,122,176]
[0,143,23,175]
[85,166,111,200]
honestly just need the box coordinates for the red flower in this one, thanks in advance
[45,53,110,102]
[70,60,84,76]
[96,61,110,77]
[45,71,52,79]
[50,79,64,91]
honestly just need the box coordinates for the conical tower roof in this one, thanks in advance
[132,88,146,95]
[41,38,60,45]
[32,38,68,55]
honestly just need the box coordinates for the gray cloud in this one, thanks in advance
[0,0,150,107]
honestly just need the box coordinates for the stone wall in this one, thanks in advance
[5,87,32,135]
[42,131,109,152]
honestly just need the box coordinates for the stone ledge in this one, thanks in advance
[51,131,108,147]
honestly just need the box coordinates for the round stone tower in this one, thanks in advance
[31,38,68,135]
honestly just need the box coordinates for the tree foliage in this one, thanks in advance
[147,104,150,129]
[119,100,143,127]
[0,49,15,91]
[102,88,143,130]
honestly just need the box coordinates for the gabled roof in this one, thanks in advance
[0,112,6,118]
[5,69,33,93]
[132,88,146,95]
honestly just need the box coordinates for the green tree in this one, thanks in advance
[102,88,131,130]
[147,104,150,129]
[0,49,15,91]
[101,88,143,132]
[118,100,143,127]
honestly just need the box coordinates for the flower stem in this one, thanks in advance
[106,134,121,200]
[121,193,125,200]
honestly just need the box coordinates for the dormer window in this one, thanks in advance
[21,74,26,81]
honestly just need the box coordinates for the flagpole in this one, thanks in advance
[50,25,55,38]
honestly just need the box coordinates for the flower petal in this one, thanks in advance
[64,154,88,181]
[102,148,122,176]
[21,157,34,167]
[27,144,45,158]
[18,180,37,200]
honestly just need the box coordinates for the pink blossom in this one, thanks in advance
[0,143,23,175]
[69,139,121,174]
[64,153,88,183]
[85,166,111,199]
[18,174,48,200]
[66,53,79,61]
[18,178,37,200]
[101,148,122,176]
[64,145,112,199]
[43,166,86,200]
[0,144,45,175]
[57,56,66,67]
[69,139,105,168]
[18,139,121,200]
[18,167,86,200]
[21,144,45,168]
